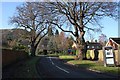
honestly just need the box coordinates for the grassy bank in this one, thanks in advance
[68,60,120,75]
[59,55,76,62]
[12,56,41,78]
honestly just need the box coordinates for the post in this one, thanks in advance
[118,45,120,65]
[103,46,116,67]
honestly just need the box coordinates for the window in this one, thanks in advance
[87,46,89,48]
[97,46,99,49]
[92,46,94,48]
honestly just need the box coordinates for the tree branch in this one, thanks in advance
[49,21,75,36]
[84,26,95,31]
[33,27,46,43]
[35,29,48,48]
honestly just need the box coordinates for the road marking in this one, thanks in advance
[88,69,101,73]
[49,57,54,65]
[49,57,69,73]
[55,65,70,73]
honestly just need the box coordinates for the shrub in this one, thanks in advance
[38,51,43,55]
[12,45,26,51]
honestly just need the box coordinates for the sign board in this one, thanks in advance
[106,58,114,64]
[103,46,116,67]
[105,48,113,57]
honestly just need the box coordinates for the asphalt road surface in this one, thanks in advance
[36,56,119,80]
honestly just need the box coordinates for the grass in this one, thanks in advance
[59,55,76,62]
[13,56,41,78]
[58,54,119,75]
[47,53,72,57]
[59,55,76,59]
[68,60,120,75]
[47,53,60,57]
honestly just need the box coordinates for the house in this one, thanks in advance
[87,42,102,50]
[72,41,102,50]
[105,37,120,65]
[106,37,120,50]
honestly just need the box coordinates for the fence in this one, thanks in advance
[2,49,28,67]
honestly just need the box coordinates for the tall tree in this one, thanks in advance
[48,2,118,60]
[47,27,55,52]
[10,2,52,56]
[99,33,108,46]
[48,27,54,36]
[66,36,74,49]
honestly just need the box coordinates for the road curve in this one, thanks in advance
[36,56,118,80]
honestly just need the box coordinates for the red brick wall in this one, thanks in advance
[2,49,28,67]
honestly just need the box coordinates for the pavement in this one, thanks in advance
[36,56,119,80]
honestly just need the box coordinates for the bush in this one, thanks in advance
[38,51,43,55]
[12,45,27,51]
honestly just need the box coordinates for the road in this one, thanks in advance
[36,56,118,79]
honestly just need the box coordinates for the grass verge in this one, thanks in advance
[47,53,60,57]
[59,55,76,62]
[13,56,41,78]
[59,55,75,59]
[67,60,120,75]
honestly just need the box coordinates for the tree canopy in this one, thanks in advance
[10,2,55,56]
[10,2,119,57]
[47,2,118,59]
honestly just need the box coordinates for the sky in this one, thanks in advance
[0,2,119,41]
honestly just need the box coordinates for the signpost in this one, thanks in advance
[103,46,116,67]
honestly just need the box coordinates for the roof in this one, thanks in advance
[110,38,120,44]
[87,42,102,45]
[87,42,102,50]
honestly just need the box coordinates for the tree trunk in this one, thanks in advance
[76,30,85,60]
[30,42,36,56]
[31,46,36,56]
[83,43,88,60]
[76,48,83,60]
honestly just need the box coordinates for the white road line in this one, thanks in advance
[55,65,70,73]
[49,57,69,73]
[49,57,54,65]
[88,69,101,73]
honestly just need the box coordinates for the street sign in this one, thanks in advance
[103,46,116,67]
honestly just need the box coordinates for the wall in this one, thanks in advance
[2,49,28,67]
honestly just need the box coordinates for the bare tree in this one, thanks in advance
[10,2,53,56]
[47,2,118,60]
[99,33,108,46]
